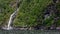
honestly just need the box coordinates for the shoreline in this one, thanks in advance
[0,27,60,31]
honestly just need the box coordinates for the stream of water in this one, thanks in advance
[7,8,19,30]
[2,8,19,30]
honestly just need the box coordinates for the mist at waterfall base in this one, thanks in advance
[2,8,19,30]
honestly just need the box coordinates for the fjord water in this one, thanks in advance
[0,30,60,34]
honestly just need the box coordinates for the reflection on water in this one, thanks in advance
[0,30,60,34]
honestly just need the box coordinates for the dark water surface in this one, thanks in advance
[0,30,60,34]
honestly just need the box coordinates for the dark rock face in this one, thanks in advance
[34,25,41,30]
[53,0,57,3]
[34,2,59,30]
[42,1,59,30]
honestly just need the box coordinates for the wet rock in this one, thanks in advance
[56,27,60,30]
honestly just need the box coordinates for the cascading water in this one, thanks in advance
[7,8,19,30]
[2,8,19,30]
[2,0,21,30]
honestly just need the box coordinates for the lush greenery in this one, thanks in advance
[0,0,60,29]
[0,0,14,26]
[13,0,52,27]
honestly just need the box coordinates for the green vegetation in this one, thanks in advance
[0,0,60,28]
[13,0,52,27]
[0,0,14,25]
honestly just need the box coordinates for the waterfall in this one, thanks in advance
[7,9,18,30]
[7,8,19,30]
[2,0,21,30]
[2,8,19,30]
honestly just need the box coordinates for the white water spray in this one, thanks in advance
[7,8,19,30]
[2,0,21,30]
[2,8,19,30]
